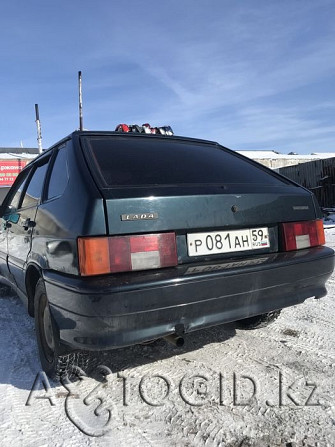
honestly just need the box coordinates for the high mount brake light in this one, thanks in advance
[78,232,178,276]
[281,220,325,251]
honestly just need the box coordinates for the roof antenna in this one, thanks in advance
[35,104,43,154]
[78,71,84,131]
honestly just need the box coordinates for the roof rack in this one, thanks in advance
[115,123,174,136]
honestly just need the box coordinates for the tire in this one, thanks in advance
[34,278,93,381]
[235,310,281,330]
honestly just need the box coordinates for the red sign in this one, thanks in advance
[0,160,27,186]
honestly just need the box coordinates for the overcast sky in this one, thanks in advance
[0,0,334,153]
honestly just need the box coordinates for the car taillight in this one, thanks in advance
[281,220,325,251]
[78,232,178,276]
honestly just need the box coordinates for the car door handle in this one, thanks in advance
[22,219,36,231]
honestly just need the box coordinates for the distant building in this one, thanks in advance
[278,157,335,208]
[0,147,39,187]
[0,147,39,155]
[236,150,335,169]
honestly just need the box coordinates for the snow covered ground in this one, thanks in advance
[324,213,335,229]
[1,232,335,447]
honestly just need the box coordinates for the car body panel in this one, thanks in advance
[7,204,37,292]
[102,190,315,232]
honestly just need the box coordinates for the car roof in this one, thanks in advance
[18,130,223,176]
[52,130,219,150]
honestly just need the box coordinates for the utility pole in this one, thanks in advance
[35,104,43,154]
[78,71,84,131]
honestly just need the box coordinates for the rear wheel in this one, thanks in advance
[34,278,92,380]
[235,310,281,330]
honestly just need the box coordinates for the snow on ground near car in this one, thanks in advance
[1,233,335,447]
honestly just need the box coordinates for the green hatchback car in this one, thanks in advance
[0,130,333,379]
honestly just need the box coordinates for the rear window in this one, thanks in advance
[82,136,288,187]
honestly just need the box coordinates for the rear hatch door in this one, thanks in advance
[81,134,317,264]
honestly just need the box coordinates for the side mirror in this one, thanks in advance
[8,213,20,224]
[1,205,18,222]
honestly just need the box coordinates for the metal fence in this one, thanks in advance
[278,158,335,208]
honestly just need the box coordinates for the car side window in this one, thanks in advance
[20,159,49,209]
[46,148,68,200]
[6,169,32,211]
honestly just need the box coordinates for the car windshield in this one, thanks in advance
[82,135,289,187]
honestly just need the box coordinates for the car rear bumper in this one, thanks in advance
[43,246,334,350]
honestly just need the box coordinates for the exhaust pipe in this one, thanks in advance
[164,334,185,348]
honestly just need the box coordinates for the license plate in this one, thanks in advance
[187,227,270,257]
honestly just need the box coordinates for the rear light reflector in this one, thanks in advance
[281,220,325,251]
[78,232,177,276]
